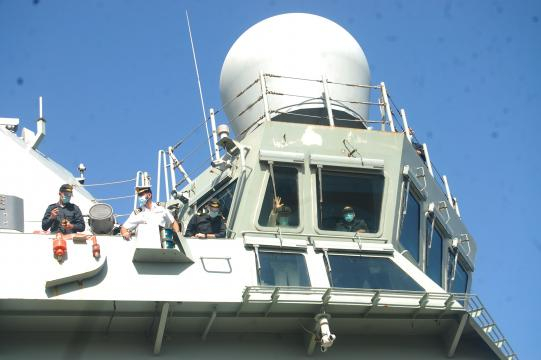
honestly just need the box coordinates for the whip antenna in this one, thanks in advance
[185,10,213,160]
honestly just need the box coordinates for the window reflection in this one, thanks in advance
[448,253,469,293]
[258,252,310,286]
[316,170,384,233]
[328,255,423,291]
[258,166,299,227]
[399,190,421,262]
[426,219,443,287]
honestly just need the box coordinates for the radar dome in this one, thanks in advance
[220,13,371,138]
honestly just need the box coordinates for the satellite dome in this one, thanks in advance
[220,13,371,138]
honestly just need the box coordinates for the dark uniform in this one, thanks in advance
[184,212,226,238]
[42,203,85,234]
[335,218,368,232]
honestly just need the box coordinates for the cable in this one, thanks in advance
[79,178,135,187]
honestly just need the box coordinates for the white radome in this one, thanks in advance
[220,13,371,138]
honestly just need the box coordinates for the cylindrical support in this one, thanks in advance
[134,171,143,210]
[259,71,271,122]
[162,151,170,201]
[156,151,162,202]
[322,74,334,127]
[210,108,221,160]
[400,109,412,143]
[422,143,434,176]
[168,147,177,193]
[442,175,453,206]
[380,82,395,132]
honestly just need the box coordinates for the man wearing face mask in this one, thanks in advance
[41,184,85,234]
[120,186,180,240]
[335,205,369,233]
[184,198,226,239]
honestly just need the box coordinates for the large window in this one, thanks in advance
[426,218,443,287]
[448,253,469,293]
[399,190,421,262]
[258,252,310,286]
[327,255,423,291]
[258,166,300,227]
[316,170,384,233]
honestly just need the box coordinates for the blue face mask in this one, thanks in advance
[344,213,355,222]
[62,195,71,204]
[137,195,148,208]
[278,216,289,226]
[209,210,219,218]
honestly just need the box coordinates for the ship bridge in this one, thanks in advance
[0,13,516,360]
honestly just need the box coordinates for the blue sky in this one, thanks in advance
[1,1,540,357]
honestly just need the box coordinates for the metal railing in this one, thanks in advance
[237,287,516,359]
[454,293,518,359]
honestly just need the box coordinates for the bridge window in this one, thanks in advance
[426,218,444,287]
[258,166,300,228]
[327,255,423,291]
[316,170,384,233]
[398,190,421,262]
[258,252,310,286]
[448,253,469,293]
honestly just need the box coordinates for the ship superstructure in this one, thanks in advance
[0,13,516,359]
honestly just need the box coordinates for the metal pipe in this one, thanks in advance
[162,151,170,201]
[156,150,162,202]
[259,71,271,122]
[400,108,412,143]
[442,175,453,206]
[422,143,434,176]
[209,108,220,160]
[380,82,395,132]
[134,171,142,210]
[322,74,334,126]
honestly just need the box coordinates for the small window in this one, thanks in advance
[327,255,423,291]
[399,190,421,262]
[197,179,237,220]
[258,252,310,286]
[426,218,443,287]
[316,170,384,233]
[448,253,469,293]
[258,166,300,227]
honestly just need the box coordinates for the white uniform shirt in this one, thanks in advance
[122,202,175,231]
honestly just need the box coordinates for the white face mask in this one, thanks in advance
[137,195,148,208]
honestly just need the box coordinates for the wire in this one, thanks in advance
[79,178,136,187]
[95,194,134,201]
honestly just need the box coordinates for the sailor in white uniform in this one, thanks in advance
[120,186,180,240]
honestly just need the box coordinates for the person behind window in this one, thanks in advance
[267,196,293,227]
[335,205,368,233]
[120,186,180,240]
[184,198,226,239]
[42,184,86,234]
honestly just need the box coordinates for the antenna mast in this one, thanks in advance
[185,10,213,161]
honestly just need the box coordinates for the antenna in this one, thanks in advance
[185,10,213,161]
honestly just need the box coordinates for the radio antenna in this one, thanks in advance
[185,10,213,160]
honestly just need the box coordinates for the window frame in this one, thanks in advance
[254,163,304,233]
[446,251,471,294]
[312,166,387,238]
[324,252,425,291]
[255,248,311,287]
[424,216,448,288]
[187,178,239,238]
[397,183,424,266]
